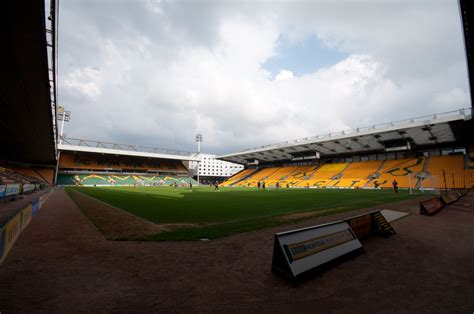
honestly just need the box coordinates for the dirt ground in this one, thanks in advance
[67,189,198,240]
[0,189,473,313]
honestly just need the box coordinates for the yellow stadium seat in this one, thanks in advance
[335,160,382,188]
[422,155,465,189]
[220,155,468,190]
[295,163,348,187]
[371,158,425,189]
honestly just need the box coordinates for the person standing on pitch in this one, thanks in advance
[257,181,261,189]
[262,181,266,190]
[189,182,192,190]
[374,181,379,189]
[392,179,398,193]
[173,181,177,190]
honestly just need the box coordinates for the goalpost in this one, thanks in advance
[416,173,441,196]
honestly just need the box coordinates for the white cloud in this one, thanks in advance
[58,1,469,154]
[63,67,101,99]
[275,70,294,81]
[433,88,469,107]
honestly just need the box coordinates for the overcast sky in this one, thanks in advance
[58,0,470,155]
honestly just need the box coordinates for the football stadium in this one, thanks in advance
[1,0,474,312]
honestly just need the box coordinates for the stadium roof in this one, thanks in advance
[0,0,58,165]
[217,109,472,165]
[459,0,474,108]
[58,137,201,162]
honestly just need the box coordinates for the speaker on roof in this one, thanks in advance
[384,139,411,152]
[247,159,259,165]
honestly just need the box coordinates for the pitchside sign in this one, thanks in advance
[272,221,363,279]
[419,197,443,216]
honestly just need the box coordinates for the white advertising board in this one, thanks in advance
[272,221,363,279]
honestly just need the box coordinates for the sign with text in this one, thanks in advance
[272,221,362,280]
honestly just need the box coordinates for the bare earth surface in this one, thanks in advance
[67,189,199,240]
[0,189,473,313]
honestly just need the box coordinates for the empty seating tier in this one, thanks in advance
[294,163,348,187]
[59,152,187,173]
[56,174,198,186]
[219,155,467,190]
[370,158,426,189]
[423,155,466,189]
[219,169,255,186]
[330,160,382,188]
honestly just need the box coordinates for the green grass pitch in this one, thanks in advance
[68,186,420,240]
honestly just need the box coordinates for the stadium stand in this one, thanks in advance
[297,162,349,187]
[0,166,47,202]
[262,166,303,187]
[56,150,197,187]
[220,155,468,190]
[370,158,426,189]
[59,152,188,173]
[331,160,383,188]
[233,167,281,187]
[423,155,466,189]
[219,168,256,186]
[217,109,473,191]
[0,166,48,186]
[6,167,54,185]
[282,165,320,186]
[56,174,198,186]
